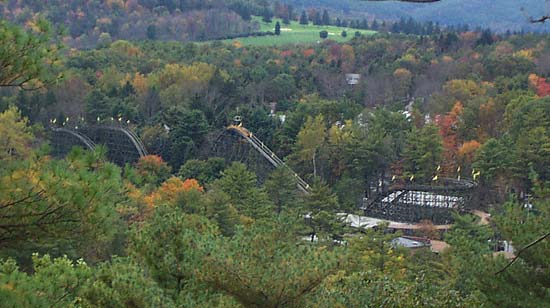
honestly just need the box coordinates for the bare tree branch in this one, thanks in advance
[529,15,550,23]
[495,231,550,275]
[366,0,441,2]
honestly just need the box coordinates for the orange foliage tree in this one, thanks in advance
[145,177,204,209]
[436,102,463,175]
[134,155,171,186]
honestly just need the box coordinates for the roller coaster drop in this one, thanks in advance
[225,124,311,193]
[218,121,478,224]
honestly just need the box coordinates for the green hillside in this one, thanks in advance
[219,16,376,46]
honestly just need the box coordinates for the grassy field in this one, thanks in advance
[218,16,376,47]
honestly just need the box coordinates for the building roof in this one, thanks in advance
[338,213,452,230]
[392,236,431,249]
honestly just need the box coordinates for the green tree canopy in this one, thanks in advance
[0,19,62,89]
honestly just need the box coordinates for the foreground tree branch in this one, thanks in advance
[365,0,441,2]
[529,15,550,23]
[496,231,550,275]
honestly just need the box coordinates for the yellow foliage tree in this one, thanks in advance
[111,40,143,57]
[458,140,481,164]
[393,68,413,98]
[295,115,326,177]
[130,72,149,98]
[341,44,356,73]
[151,62,216,107]
[0,106,34,161]
[443,79,487,102]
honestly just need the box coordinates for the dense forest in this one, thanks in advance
[0,0,275,47]
[1,0,550,307]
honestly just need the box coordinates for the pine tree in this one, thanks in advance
[371,19,379,30]
[391,22,400,33]
[282,16,290,25]
[146,24,157,40]
[361,18,369,29]
[275,21,281,35]
[262,8,273,23]
[299,10,308,25]
[322,9,331,25]
[476,29,494,46]
[313,11,322,26]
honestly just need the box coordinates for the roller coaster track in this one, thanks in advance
[50,125,147,166]
[102,126,148,157]
[227,125,310,193]
[51,127,96,151]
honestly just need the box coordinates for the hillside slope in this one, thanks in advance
[284,0,550,32]
[218,16,376,46]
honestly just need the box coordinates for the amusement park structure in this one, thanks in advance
[50,119,479,225]
[50,124,147,166]
[362,177,478,225]
[225,122,311,193]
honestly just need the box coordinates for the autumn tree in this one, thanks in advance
[292,115,327,179]
[133,154,171,186]
[151,62,216,109]
[0,106,34,161]
[437,101,464,175]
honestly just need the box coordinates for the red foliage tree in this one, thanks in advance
[529,73,550,97]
